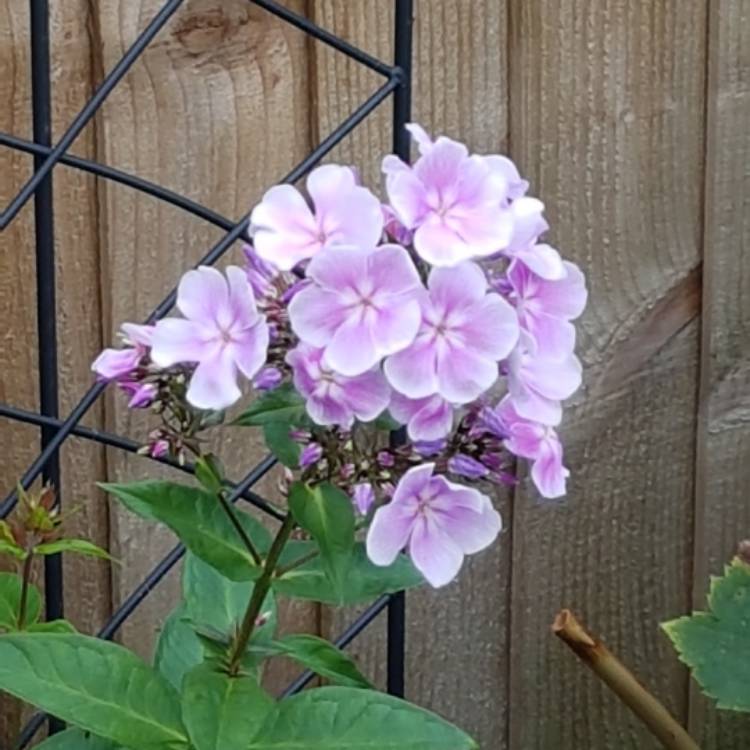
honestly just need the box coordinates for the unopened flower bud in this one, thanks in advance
[351,483,375,516]
[377,451,395,468]
[253,367,283,392]
[300,443,323,469]
[448,454,489,480]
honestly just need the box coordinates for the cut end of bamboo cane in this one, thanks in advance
[552,609,596,648]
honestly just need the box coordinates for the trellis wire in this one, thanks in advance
[0,0,414,746]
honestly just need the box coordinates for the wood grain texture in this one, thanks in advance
[310,3,512,746]
[0,2,109,743]
[691,1,750,746]
[507,1,706,747]
[90,0,316,692]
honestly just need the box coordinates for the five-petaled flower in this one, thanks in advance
[367,463,502,587]
[250,164,383,271]
[150,266,269,411]
[288,244,424,377]
[383,124,514,267]
[286,342,390,429]
[385,262,519,404]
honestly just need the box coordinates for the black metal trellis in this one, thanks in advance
[0,0,414,745]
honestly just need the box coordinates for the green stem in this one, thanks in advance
[215,490,262,566]
[227,513,295,676]
[274,548,319,577]
[17,552,34,630]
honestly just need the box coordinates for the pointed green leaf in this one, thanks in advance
[101,481,271,580]
[182,664,275,750]
[247,687,477,749]
[663,557,750,712]
[0,572,41,631]
[35,538,114,562]
[33,728,124,750]
[233,384,306,426]
[273,542,423,605]
[267,634,372,689]
[154,604,204,690]
[263,422,301,468]
[288,483,355,601]
[183,554,276,642]
[28,619,76,633]
[0,633,188,749]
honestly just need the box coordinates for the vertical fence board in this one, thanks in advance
[0,2,108,743]
[507,1,705,747]
[691,1,750,747]
[310,2,512,746]
[91,0,316,692]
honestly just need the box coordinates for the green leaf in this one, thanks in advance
[0,572,41,631]
[0,539,26,560]
[247,686,477,749]
[33,728,124,750]
[273,542,423,605]
[288,483,355,601]
[263,422,301,468]
[154,604,203,691]
[0,633,188,749]
[233,383,306,426]
[265,634,372,689]
[663,557,750,712]
[35,538,114,562]
[101,481,271,581]
[181,664,275,750]
[194,455,226,494]
[28,619,76,633]
[183,553,277,644]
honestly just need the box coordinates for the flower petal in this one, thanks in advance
[231,319,269,380]
[514,243,566,281]
[366,501,416,567]
[341,369,392,423]
[176,266,229,324]
[150,319,217,367]
[91,348,140,380]
[436,345,498,404]
[531,437,569,499]
[186,349,241,410]
[408,514,464,588]
[428,262,488,311]
[433,493,502,555]
[407,395,454,441]
[457,293,519,361]
[367,244,423,297]
[384,336,439,399]
[288,286,348,347]
[323,317,379,377]
[392,463,435,505]
[225,265,260,328]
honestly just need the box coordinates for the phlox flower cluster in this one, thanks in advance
[93,124,587,588]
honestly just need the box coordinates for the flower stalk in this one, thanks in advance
[227,513,296,675]
[17,551,34,630]
[553,609,701,750]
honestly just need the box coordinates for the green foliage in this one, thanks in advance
[260,634,372,689]
[33,728,124,750]
[101,481,271,581]
[288,482,355,601]
[0,572,41,631]
[27,619,76,633]
[35,538,114,562]
[181,664,275,750]
[0,520,25,560]
[262,421,301,468]
[273,542,423,605]
[154,604,203,691]
[0,633,188,749]
[663,557,750,712]
[232,383,306,426]
[246,687,477,749]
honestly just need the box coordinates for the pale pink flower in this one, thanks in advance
[366,463,502,588]
[92,323,154,381]
[150,266,269,410]
[506,332,582,426]
[505,259,587,359]
[503,197,565,280]
[286,343,391,429]
[288,244,423,377]
[249,165,383,271]
[352,483,375,516]
[385,262,519,404]
[389,392,454,442]
[495,396,569,498]
[383,126,513,267]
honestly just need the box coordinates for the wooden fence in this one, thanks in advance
[1,1,749,748]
